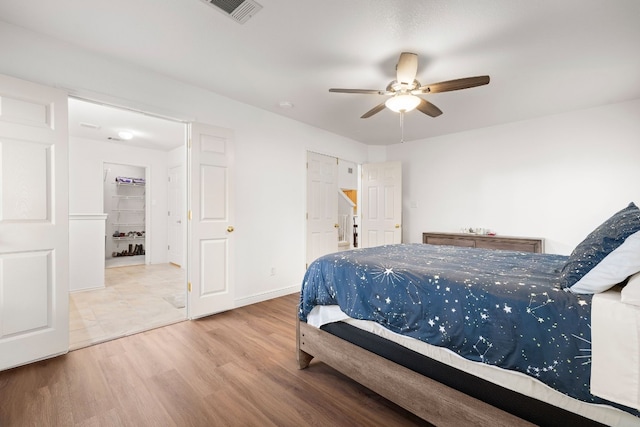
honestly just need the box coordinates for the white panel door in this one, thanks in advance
[361,161,402,248]
[0,74,69,370]
[306,152,338,266]
[168,165,184,267]
[188,123,234,318]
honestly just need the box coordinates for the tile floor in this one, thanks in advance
[69,263,186,350]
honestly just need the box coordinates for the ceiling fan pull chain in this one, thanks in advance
[400,111,405,143]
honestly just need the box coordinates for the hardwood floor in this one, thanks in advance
[0,293,430,427]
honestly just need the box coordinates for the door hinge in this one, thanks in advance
[188,282,192,292]
[188,210,192,220]
[188,139,192,149]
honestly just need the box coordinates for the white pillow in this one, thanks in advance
[569,230,640,294]
[621,271,640,306]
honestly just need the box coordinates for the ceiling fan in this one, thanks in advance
[329,52,490,119]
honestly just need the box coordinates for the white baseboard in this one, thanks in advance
[70,284,106,293]
[234,284,299,309]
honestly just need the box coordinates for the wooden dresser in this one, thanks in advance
[422,232,544,253]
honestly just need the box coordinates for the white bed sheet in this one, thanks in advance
[592,288,640,411]
[307,305,640,427]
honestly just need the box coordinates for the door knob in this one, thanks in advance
[334,224,340,228]
[395,224,400,228]
[227,226,235,233]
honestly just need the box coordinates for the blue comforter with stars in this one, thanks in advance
[299,243,611,407]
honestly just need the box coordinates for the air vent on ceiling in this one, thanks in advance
[202,0,263,24]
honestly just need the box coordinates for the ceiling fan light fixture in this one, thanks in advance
[385,94,421,113]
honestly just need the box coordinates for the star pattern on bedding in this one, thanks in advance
[473,335,494,361]
[299,243,603,406]
[526,292,554,323]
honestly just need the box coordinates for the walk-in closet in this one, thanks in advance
[104,163,147,268]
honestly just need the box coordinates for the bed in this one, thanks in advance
[297,202,640,426]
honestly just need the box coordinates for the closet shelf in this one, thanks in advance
[107,174,146,265]
[116,182,145,187]
[112,195,145,199]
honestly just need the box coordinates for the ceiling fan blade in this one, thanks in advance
[361,102,387,119]
[416,98,443,117]
[329,88,388,95]
[419,75,490,94]
[396,52,418,86]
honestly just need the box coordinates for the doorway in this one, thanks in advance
[67,98,188,350]
[306,152,360,266]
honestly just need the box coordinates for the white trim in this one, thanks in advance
[70,213,108,221]
[69,284,105,294]
[234,285,299,309]
[65,92,193,125]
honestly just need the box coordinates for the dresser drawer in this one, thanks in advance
[423,232,544,253]
[475,239,539,253]
[424,236,476,248]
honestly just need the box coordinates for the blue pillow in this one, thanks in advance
[561,202,640,293]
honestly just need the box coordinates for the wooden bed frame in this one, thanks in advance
[297,318,535,427]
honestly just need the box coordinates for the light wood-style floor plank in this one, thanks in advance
[0,293,429,426]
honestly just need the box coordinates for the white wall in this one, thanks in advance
[69,137,170,264]
[338,159,358,190]
[387,99,640,255]
[0,21,369,306]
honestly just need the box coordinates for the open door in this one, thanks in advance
[306,152,339,266]
[0,74,69,370]
[361,161,402,248]
[187,123,235,318]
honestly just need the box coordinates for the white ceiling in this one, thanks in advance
[68,98,185,151]
[2,0,640,146]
